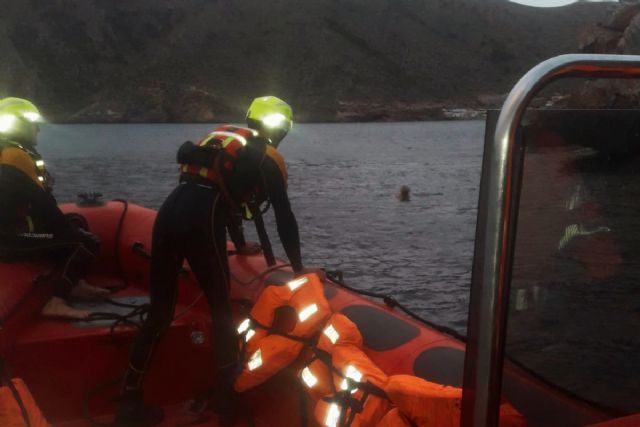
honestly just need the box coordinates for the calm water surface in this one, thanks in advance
[36,120,640,411]
[38,121,485,334]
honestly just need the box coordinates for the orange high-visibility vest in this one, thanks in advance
[235,273,331,392]
[179,125,256,183]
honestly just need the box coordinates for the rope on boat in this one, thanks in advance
[325,270,467,343]
[112,199,129,283]
[229,262,291,286]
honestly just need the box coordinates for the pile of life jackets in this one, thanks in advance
[234,273,527,427]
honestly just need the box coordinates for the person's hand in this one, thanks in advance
[295,266,326,282]
[236,241,262,256]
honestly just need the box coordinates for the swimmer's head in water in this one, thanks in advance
[398,185,410,202]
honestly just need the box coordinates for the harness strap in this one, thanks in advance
[249,202,276,266]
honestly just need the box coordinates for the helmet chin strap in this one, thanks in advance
[269,137,281,148]
[248,122,286,148]
[267,129,287,147]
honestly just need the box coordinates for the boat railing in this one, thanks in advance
[461,54,640,427]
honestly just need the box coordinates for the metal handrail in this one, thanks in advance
[460,54,640,427]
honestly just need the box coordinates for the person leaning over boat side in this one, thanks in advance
[115,96,321,427]
[0,97,108,320]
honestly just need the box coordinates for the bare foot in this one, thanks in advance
[69,279,111,302]
[42,297,90,320]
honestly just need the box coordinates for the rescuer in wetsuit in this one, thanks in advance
[0,97,105,319]
[116,96,312,426]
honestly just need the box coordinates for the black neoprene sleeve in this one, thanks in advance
[260,157,303,272]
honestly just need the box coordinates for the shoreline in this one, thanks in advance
[46,108,489,124]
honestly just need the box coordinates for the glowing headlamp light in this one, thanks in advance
[0,114,16,133]
[261,113,287,129]
[23,112,41,122]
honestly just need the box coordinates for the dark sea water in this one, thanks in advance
[38,121,485,335]
[36,120,640,412]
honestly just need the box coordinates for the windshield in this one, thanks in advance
[503,107,640,417]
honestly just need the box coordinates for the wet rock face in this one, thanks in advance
[619,12,640,54]
[580,1,640,54]
[575,1,640,109]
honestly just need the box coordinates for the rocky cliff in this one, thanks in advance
[575,0,640,109]
[0,0,612,122]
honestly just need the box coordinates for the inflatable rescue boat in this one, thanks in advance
[0,200,618,427]
[0,200,512,426]
[2,54,640,427]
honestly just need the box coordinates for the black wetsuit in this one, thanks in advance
[123,134,302,399]
[0,140,98,298]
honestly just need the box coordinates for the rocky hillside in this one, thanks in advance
[0,0,612,122]
[574,0,640,108]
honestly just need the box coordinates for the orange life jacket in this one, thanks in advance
[179,125,255,182]
[375,408,413,427]
[0,140,49,190]
[179,125,288,212]
[0,378,51,427]
[234,273,332,392]
[384,375,527,427]
[314,344,392,427]
[317,313,364,353]
[300,314,365,398]
[0,140,52,233]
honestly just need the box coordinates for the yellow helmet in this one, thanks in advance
[246,96,293,147]
[0,97,42,146]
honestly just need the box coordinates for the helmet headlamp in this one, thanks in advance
[262,113,287,129]
[22,112,41,122]
[0,114,17,133]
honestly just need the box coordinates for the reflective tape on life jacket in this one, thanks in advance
[317,313,364,353]
[315,391,392,427]
[179,125,256,180]
[234,273,332,392]
[384,375,527,427]
[300,357,333,399]
[300,314,364,399]
[0,140,50,190]
[33,157,48,188]
[314,344,391,427]
[199,125,257,150]
[234,334,305,393]
[331,344,388,392]
[249,273,331,339]
[179,125,288,214]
